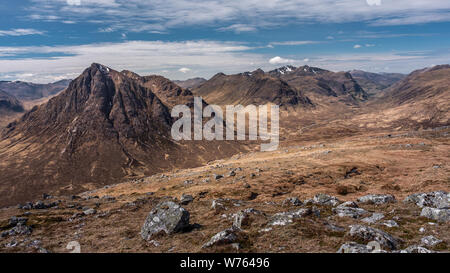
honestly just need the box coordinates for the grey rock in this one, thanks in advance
[337,201,359,208]
[282,197,303,206]
[180,194,194,205]
[398,245,435,253]
[362,213,385,224]
[141,201,190,241]
[213,174,224,180]
[202,228,239,248]
[270,208,319,226]
[2,223,33,237]
[337,242,370,253]
[420,207,450,222]
[233,210,250,229]
[83,208,97,215]
[382,220,399,228]
[421,235,443,247]
[312,194,340,206]
[348,225,401,250]
[357,194,396,205]
[9,216,28,227]
[211,199,225,211]
[404,191,449,209]
[333,207,368,219]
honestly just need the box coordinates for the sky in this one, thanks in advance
[0,0,449,83]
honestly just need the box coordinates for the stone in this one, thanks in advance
[202,228,239,248]
[83,208,97,215]
[270,208,319,226]
[312,194,340,206]
[233,210,251,229]
[398,245,435,253]
[228,170,236,177]
[9,216,28,227]
[337,201,359,208]
[213,174,224,180]
[421,235,443,247]
[211,199,225,211]
[337,242,370,253]
[282,197,303,206]
[357,194,396,205]
[333,207,368,219]
[180,194,194,205]
[348,225,401,250]
[382,220,399,228]
[141,201,190,241]
[362,213,385,224]
[420,207,449,222]
[404,191,449,209]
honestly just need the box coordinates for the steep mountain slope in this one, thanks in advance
[268,65,369,103]
[355,65,450,129]
[0,79,70,101]
[192,69,312,107]
[0,64,244,207]
[350,70,406,95]
[174,78,207,89]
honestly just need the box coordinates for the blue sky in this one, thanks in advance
[0,0,450,83]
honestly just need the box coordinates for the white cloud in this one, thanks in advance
[354,44,362,49]
[25,0,450,33]
[178,67,191,73]
[0,40,266,83]
[269,56,295,65]
[0,29,45,36]
[269,41,320,46]
[66,0,81,6]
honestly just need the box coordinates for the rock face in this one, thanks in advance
[141,201,190,240]
[0,89,24,113]
[420,207,450,222]
[202,228,239,248]
[405,191,449,209]
[348,225,401,250]
[357,194,396,205]
[421,236,443,247]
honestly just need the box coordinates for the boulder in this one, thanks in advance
[337,242,370,253]
[357,194,396,205]
[282,197,302,206]
[421,236,443,247]
[404,191,449,209]
[202,228,239,248]
[420,207,450,222]
[141,201,190,241]
[348,225,401,250]
[398,245,435,253]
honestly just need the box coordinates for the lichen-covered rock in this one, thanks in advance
[337,201,359,208]
[404,191,449,209]
[202,228,239,248]
[420,207,449,222]
[357,194,396,205]
[270,207,319,226]
[312,194,340,206]
[233,210,250,229]
[421,235,443,247]
[141,201,190,241]
[333,207,368,219]
[348,225,401,250]
[382,220,399,228]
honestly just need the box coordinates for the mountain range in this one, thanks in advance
[0,63,448,207]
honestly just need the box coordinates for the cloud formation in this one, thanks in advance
[0,28,45,36]
[26,0,450,33]
[269,56,295,65]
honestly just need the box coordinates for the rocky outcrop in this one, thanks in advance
[405,191,449,209]
[420,207,449,222]
[357,194,396,205]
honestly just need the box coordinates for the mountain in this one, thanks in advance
[0,89,24,114]
[192,69,313,107]
[174,77,207,89]
[369,65,450,128]
[350,70,406,95]
[268,65,369,103]
[0,64,243,207]
[0,79,71,101]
